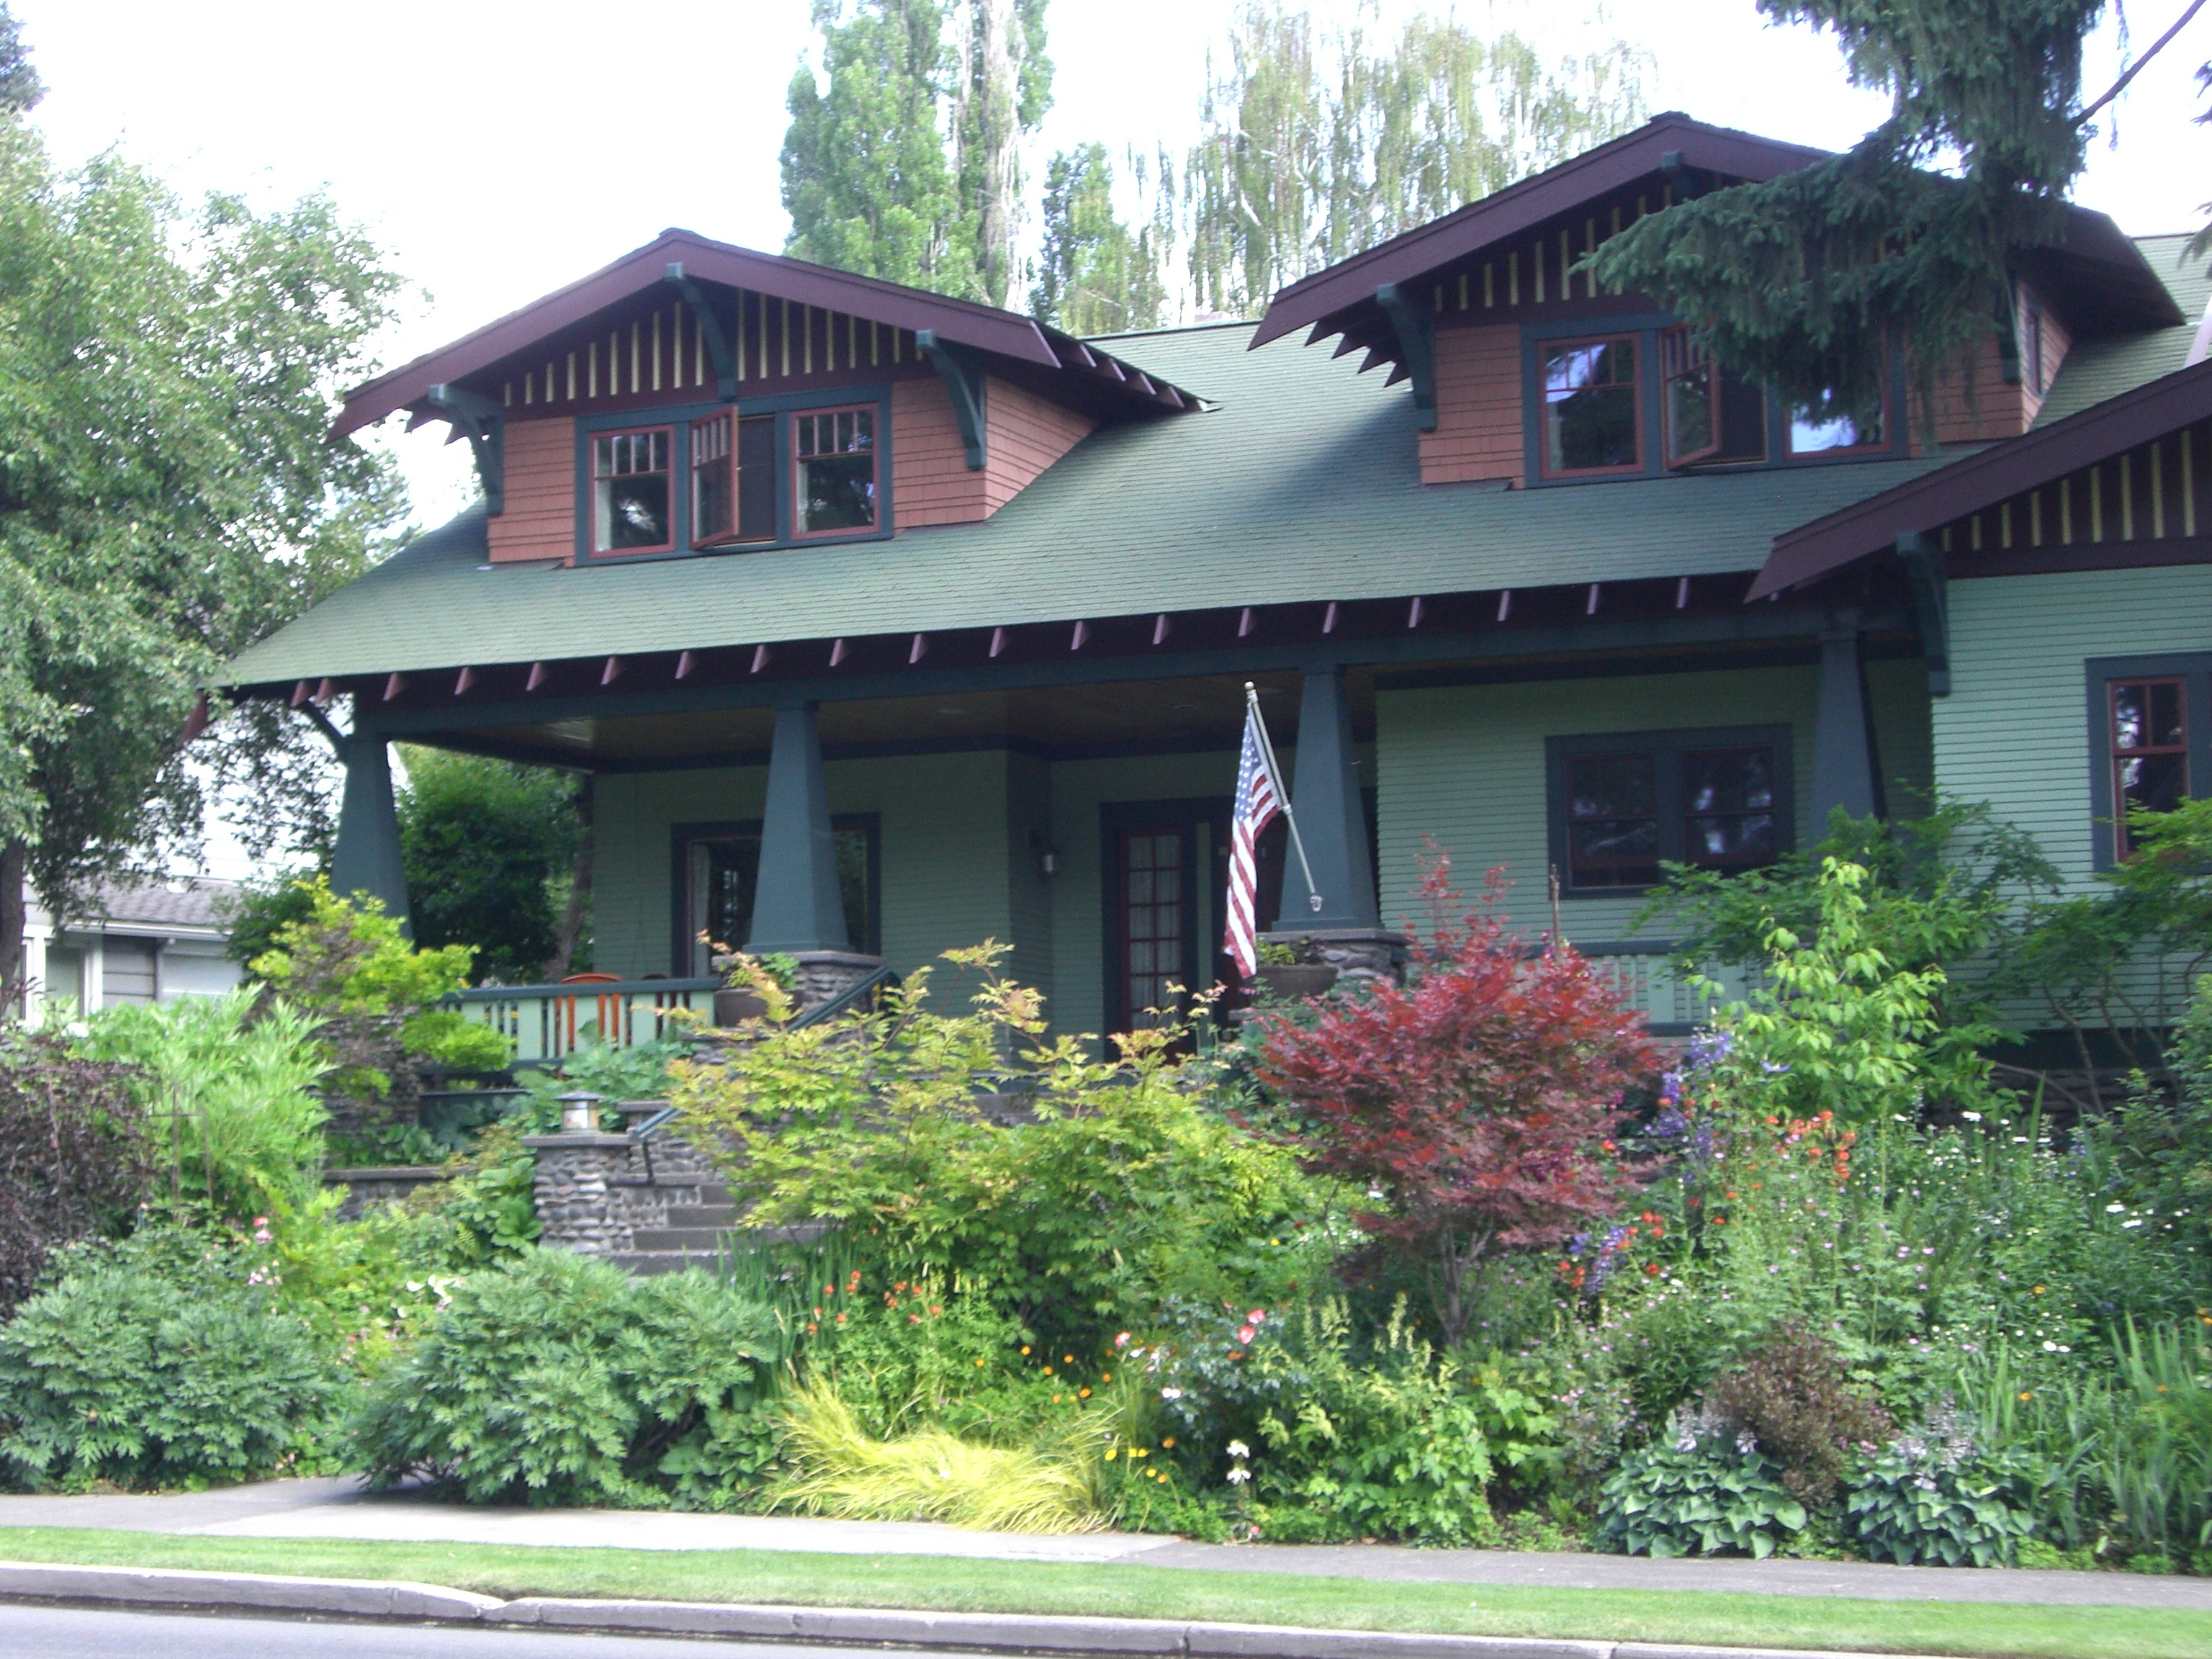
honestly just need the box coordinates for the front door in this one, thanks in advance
[1103,798,1232,1037]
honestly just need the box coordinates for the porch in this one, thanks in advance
[319,584,1927,1044]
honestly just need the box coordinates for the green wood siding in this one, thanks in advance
[1934,566,2212,889]
[1375,667,1834,942]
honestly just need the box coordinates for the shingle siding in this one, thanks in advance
[1421,323,1524,486]
[486,417,575,564]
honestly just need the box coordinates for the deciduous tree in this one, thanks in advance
[1254,857,1659,1346]
[1031,142,1168,333]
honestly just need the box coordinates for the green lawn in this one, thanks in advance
[0,1528,2206,1659]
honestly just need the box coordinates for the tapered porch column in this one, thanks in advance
[747,701,850,953]
[1288,665,1380,929]
[1809,616,1879,823]
[330,734,410,930]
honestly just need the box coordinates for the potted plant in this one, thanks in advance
[1254,939,1337,1000]
[709,946,798,1026]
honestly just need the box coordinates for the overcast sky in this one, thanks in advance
[14,1,2208,878]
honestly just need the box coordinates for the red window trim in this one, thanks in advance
[1660,325,1722,469]
[1784,385,1890,459]
[789,402,880,540]
[1538,333,1645,480]
[2110,675,2188,861]
[590,423,676,557]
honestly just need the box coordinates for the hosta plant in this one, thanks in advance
[1598,1421,1808,1559]
[1844,1408,2039,1568]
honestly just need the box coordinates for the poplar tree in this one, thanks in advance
[782,0,976,295]
[1588,0,2193,427]
[1186,5,1650,319]
[1030,142,1168,334]
[948,0,1053,308]
[0,2,40,115]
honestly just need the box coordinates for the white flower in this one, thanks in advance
[2107,1202,2128,1214]
[1160,1387,1183,1401]
[1226,1439,1250,1459]
[1225,1467,1251,1485]
[1961,1111,1982,1123]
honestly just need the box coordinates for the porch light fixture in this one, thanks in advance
[557,1089,604,1133]
[1030,830,1060,878]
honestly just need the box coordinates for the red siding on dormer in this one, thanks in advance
[1421,323,1524,487]
[893,373,1095,528]
[1923,280,2073,447]
[487,416,576,563]
[984,377,1095,513]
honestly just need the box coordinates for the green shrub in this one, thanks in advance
[0,1241,337,1490]
[349,1248,777,1508]
[2098,1321,2212,1565]
[76,990,328,1219]
[1598,1419,1808,1558]
[1844,1407,2039,1568]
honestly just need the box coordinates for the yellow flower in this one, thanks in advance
[1161,1437,1176,1449]
[974,1357,986,1367]
[1105,1449,1118,1461]
[1020,1345,1030,1354]
[1079,1388,1092,1398]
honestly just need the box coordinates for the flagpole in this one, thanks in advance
[1246,682,1323,914]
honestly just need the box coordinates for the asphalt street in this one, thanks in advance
[0,1603,935,1657]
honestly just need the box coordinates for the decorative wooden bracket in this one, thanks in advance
[664,261,737,400]
[915,328,987,469]
[1897,532,1951,697]
[1373,283,1437,433]
[1660,148,1707,202]
[420,384,505,516]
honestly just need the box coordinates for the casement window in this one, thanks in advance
[1787,385,1887,456]
[1540,336,1642,477]
[676,815,879,974]
[689,410,775,548]
[1661,326,1767,467]
[2086,657,2212,868]
[591,428,673,554]
[794,405,877,534]
[1547,727,1792,895]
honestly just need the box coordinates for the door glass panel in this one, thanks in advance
[1120,829,1186,1027]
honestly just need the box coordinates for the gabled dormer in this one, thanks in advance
[333,230,1201,566]
[1253,113,2182,488]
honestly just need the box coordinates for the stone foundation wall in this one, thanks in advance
[325,1165,446,1220]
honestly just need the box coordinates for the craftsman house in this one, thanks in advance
[219,112,2212,1057]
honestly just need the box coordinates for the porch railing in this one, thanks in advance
[444,976,721,1066]
[1571,940,1766,1038]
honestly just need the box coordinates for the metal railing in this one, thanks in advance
[444,976,721,1066]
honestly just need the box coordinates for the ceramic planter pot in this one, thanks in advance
[713,986,770,1026]
[1254,963,1339,1000]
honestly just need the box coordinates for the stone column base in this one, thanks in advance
[522,1130,640,1257]
[1259,927,1408,992]
[788,950,889,1012]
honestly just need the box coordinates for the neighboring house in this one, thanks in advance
[216,112,2212,1051]
[24,878,244,1020]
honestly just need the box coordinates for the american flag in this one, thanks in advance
[1224,696,1283,979]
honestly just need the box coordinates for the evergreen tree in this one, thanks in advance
[0,3,40,115]
[1186,4,1650,319]
[782,0,976,295]
[396,748,585,984]
[1588,0,2169,428]
[1031,142,1166,333]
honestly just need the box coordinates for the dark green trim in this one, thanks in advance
[1374,284,1437,433]
[915,330,987,469]
[354,608,1910,741]
[424,385,504,516]
[1896,534,1950,697]
[1290,665,1380,927]
[330,736,411,933]
[2083,652,2212,873]
[1810,621,1879,821]
[750,703,848,952]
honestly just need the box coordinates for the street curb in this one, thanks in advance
[0,1561,1954,1659]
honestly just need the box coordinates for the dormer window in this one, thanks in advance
[795,406,877,534]
[1661,328,1767,468]
[691,410,775,547]
[1541,337,1641,477]
[593,428,673,554]
[1788,387,1885,455]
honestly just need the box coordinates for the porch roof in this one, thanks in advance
[227,321,1951,691]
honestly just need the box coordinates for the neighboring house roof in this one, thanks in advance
[1254,112,2180,373]
[29,877,240,938]
[225,320,1956,691]
[335,229,1200,439]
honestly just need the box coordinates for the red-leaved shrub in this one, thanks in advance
[1253,853,1660,1344]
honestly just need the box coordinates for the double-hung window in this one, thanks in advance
[592,428,673,554]
[1540,336,1641,477]
[794,405,878,534]
[1548,728,1792,894]
[2088,657,2212,864]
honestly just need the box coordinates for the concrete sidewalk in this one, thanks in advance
[0,1477,2205,1611]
